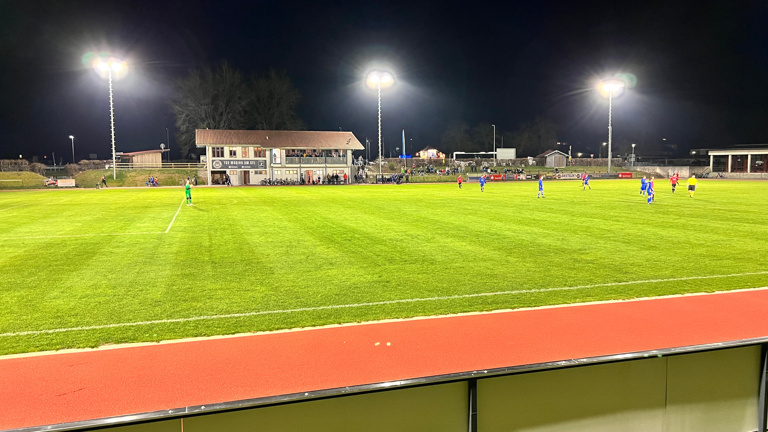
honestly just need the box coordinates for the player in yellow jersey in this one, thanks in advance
[687,175,697,198]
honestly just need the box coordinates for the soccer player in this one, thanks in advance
[185,180,193,206]
[479,173,486,192]
[687,174,697,198]
[670,172,680,193]
[101,176,108,188]
[648,176,655,201]
[457,174,463,189]
[647,177,654,204]
[640,176,647,196]
[582,172,591,190]
[538,175,545,198]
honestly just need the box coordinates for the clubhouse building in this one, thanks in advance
[196,130,364,185]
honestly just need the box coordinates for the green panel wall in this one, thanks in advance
[104,419,180,432]
[664,346,759,431]
[478,358,668,431]
[183,382,467,432]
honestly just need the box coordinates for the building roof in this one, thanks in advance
[535,150,568,158]
[121,149,169,156]
[416,146,443,153]
[195,130,364,150]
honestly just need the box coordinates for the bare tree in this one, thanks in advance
[248,69,305,130]
[440,121,472,155]
[172,65,305,158]
[171,62,249,158]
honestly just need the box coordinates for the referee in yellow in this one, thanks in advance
[687,175,698,198]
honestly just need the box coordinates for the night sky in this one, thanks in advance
[1,0,767,162]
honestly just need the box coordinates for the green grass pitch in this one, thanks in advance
[1,179,766,355]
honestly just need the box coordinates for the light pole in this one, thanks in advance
[631,143,636,167]
[492,124,496,165]
[601,142,606,159]
[366,70,394,180]
[94,57,126,180]
[600,79,625,174]
[69,135,75,164]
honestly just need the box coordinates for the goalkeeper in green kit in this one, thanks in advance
[185,180,193,206]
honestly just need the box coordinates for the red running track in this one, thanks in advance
[2,289,768,430]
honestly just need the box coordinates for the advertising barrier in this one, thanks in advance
[57,179,76,187]
[618,172,633,178]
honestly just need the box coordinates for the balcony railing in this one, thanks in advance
[284,156,347,165]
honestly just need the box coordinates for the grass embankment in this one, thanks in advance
[0,172,47,189]
[75,169,205,188]
[1,180,766,355]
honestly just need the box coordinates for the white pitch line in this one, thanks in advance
[165,198,186,233]
[0,231,164,240]
[0,204,26,213]
[2,271,767,338]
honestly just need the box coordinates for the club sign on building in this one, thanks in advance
[196,130,364,185]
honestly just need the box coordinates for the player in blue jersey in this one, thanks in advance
[582,172,591,190]
[538,175,545,198]
[646,178,654,204]
[479,174,486,192]
[640,176,647,196]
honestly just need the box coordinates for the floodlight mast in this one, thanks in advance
[600,80,625,174]
[96,59,125,180]
[366,70,394,181]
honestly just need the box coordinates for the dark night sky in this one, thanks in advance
[1,0,767,162]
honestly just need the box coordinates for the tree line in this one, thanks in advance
[439,117,558,159]
[171,62,560,159]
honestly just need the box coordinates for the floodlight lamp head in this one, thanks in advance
[69,135,74,139]
[366,70,394,89]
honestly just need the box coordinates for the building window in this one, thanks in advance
[272,149,281,164]
[253,170,266,175]
[255,147,266,158]
[273,170,281,177]
[212,147,224,158]
[285,170,297,175]
[229,147,237,158]
[242,147,250,158]
[229,170,238,176]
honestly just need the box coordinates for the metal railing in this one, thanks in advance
[284,157,347,165]
[115,162,205,169]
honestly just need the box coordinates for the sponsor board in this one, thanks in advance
[211,159,267,170]
[57,179,76,187]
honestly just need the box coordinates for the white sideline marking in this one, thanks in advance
[165,198,186,233]
[2,271,767,338]
[0,198,187,239]
[0,232,164,240]
[0,204,26,213]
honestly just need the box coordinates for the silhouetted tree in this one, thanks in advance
[171,63,305,158]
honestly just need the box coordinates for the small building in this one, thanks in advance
[120,149,168,167]
[196,130,364,185]
[415,147,445,160]
[707,146,768,173]
[536,150,568,168]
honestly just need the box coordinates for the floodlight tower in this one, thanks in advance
[599,79,625,174]
[94,57,127,179]
[69,135,75,163]
[366,70,394,179]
